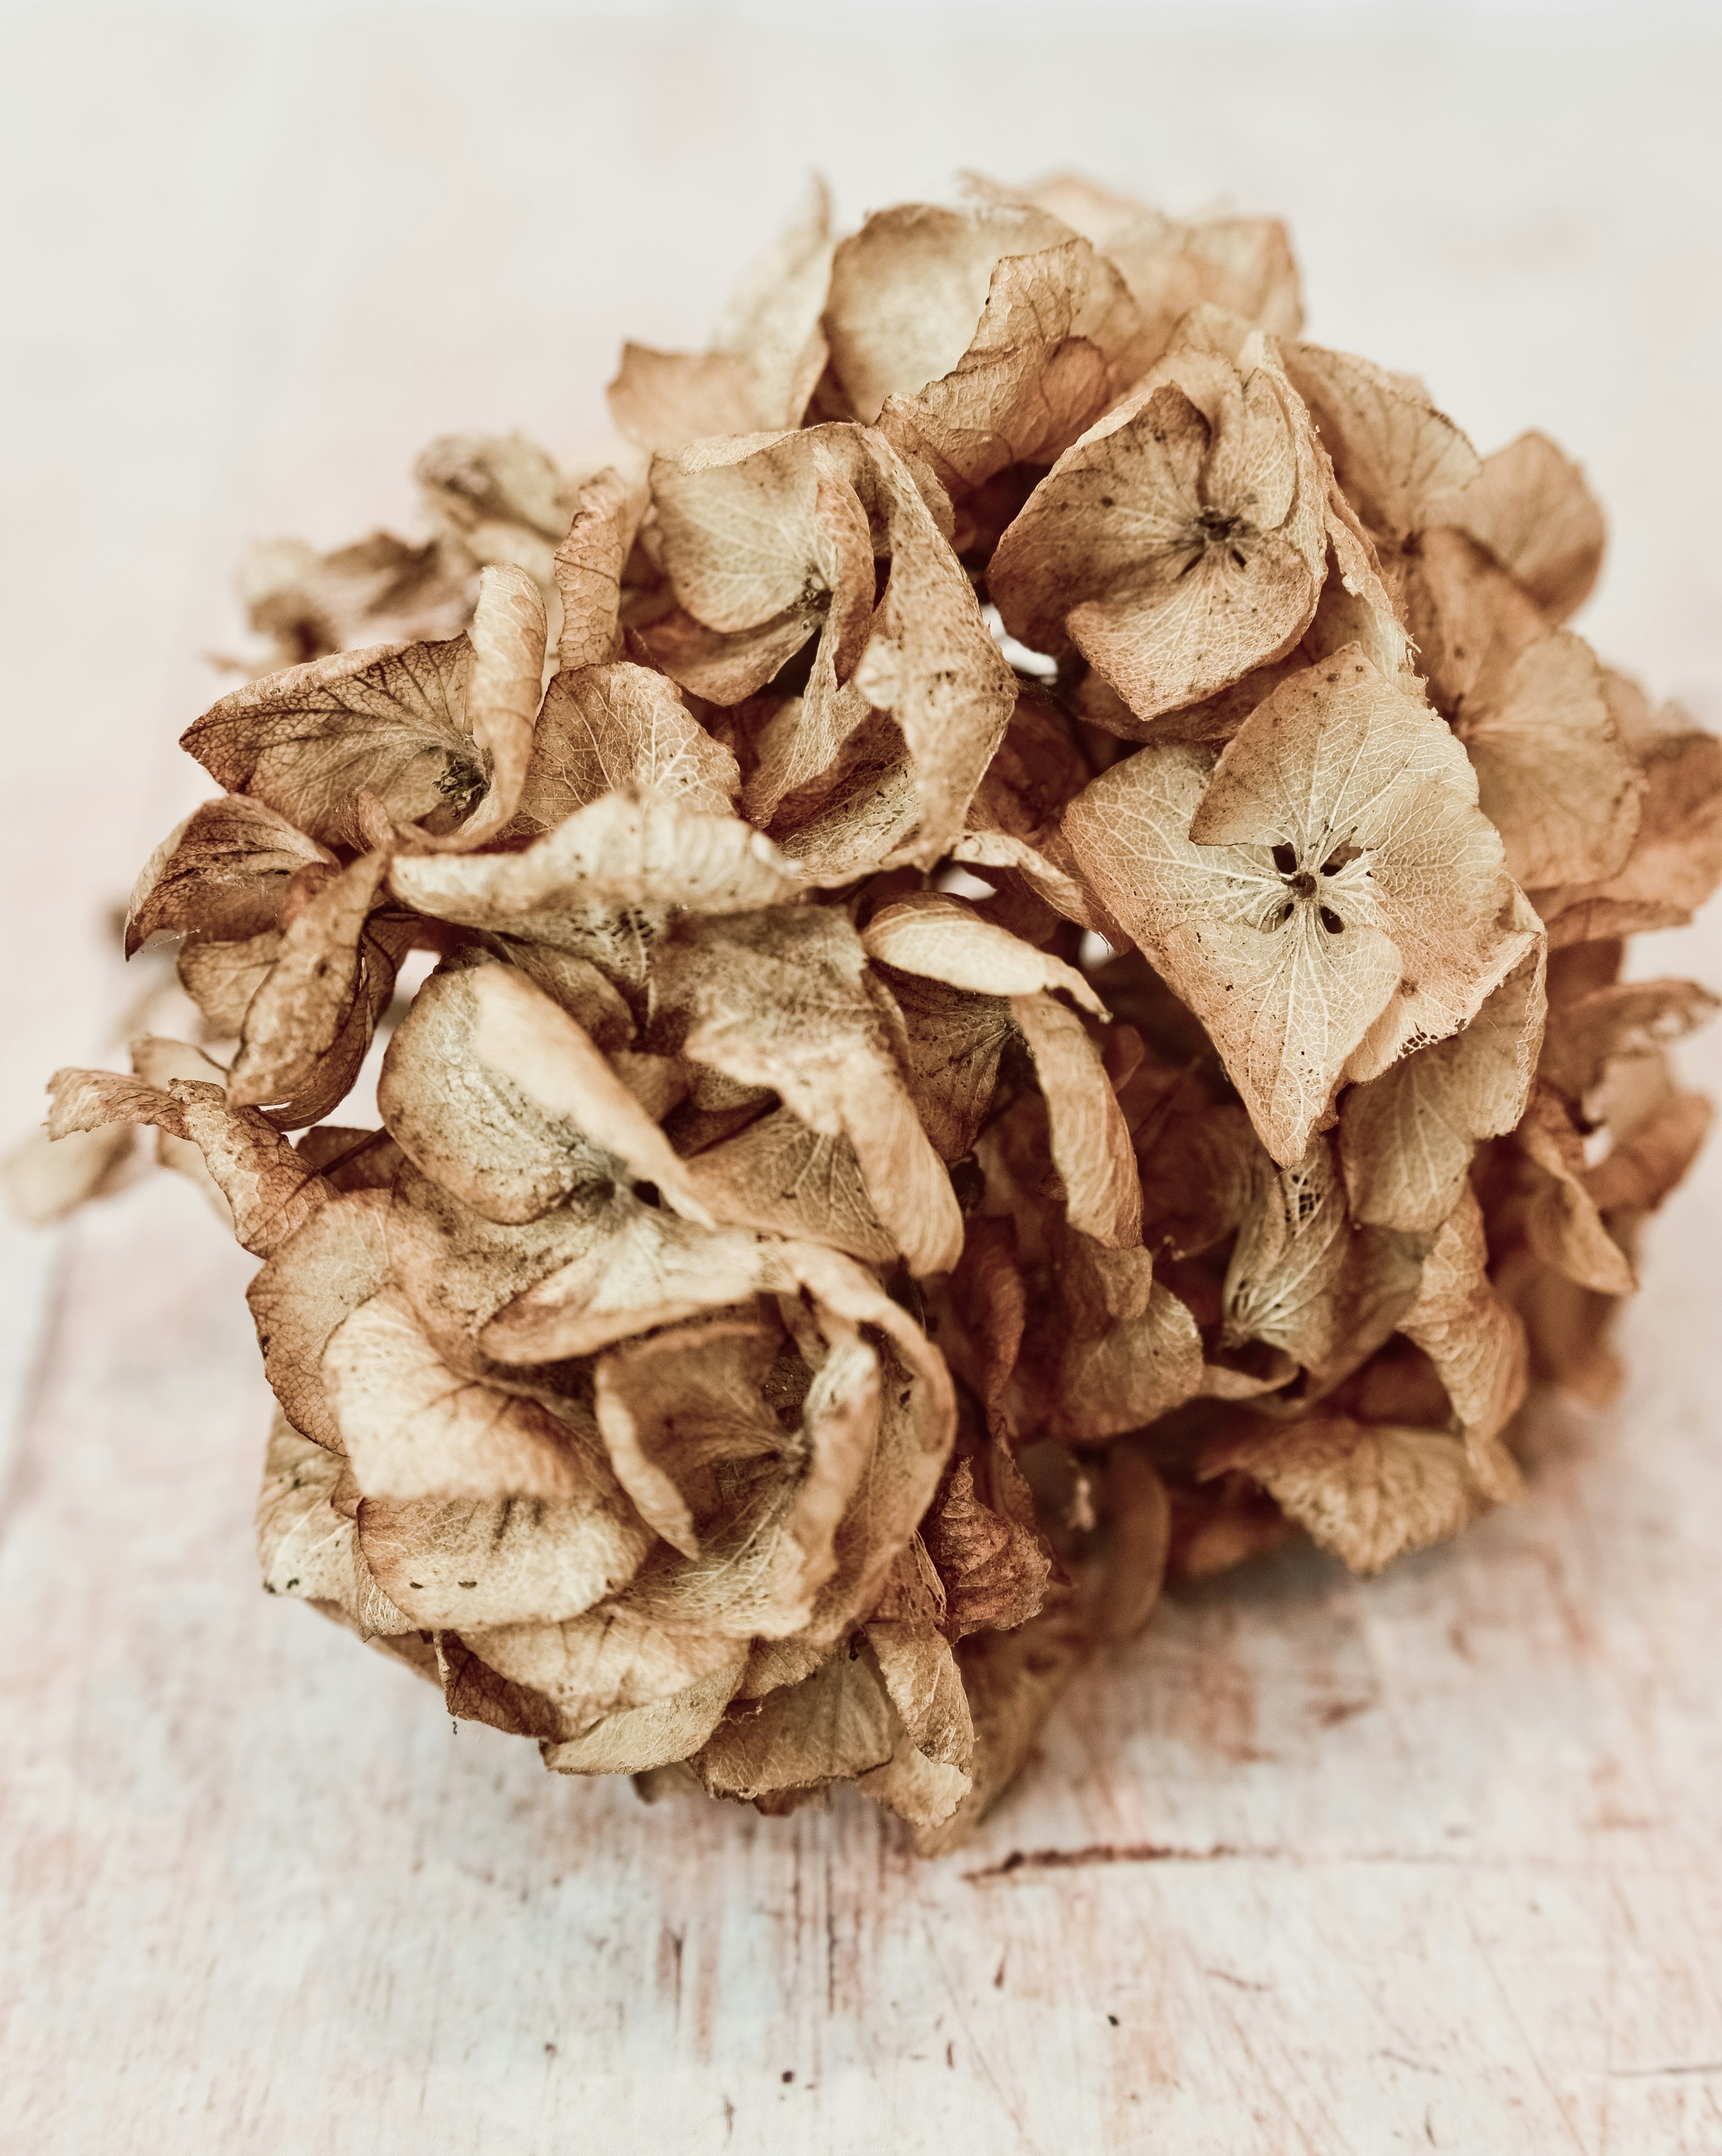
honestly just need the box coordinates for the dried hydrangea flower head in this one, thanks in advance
[19,172,1719,1851]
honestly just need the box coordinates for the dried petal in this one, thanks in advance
[1200,1417,1486,1574]
[877,236,1142,497]
[226,850,407,1127]
[1340,930,1546,1232]
[657,908,963,1275]
[823,201,1073,425]
[389,789,802,926]
[1223,1139,1426,1391]
[518,663,738,832]
[378,962,713,1227]
[1428,430,1605,623]
[125,798,334,956]
[991,317,1328,725]
[324,1286,603,1501]
[554,467,649,669]
[183,639,483,848]
[1066,648,1528,1164]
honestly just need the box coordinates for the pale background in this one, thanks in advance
[3,3,1722,2150]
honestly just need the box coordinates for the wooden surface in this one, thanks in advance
[6,8,1722,2152]
[4,1082,1721,2153]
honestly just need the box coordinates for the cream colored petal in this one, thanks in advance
[125,797,334,956]
[389,790,802,925]
[1222,1140,1426,1389]
[1340,935,1546,1232]
[324,1286,598,1501]
[823,200,1073,425]
[1429,429,1605,623]
[357,1479,651,1630]
[554,466,649,670]
[1009,991,1143,1249]
[1459,632,1644,889]
[182,637,482,848]
[1200,1416,1486,1575]
[861,890,1104,1014]
[518,662,738,832]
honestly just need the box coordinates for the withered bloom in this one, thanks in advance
[25,172,1719,1850]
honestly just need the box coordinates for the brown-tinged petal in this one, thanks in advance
[175,932,281,1038]
[691,1645,898,1799]
[949,828,1102,934]
[919,1457,1051,1640]
[322,1285,604,1505]
[409,563,547,849]
[378,962,711,1228]
[1585,1087,1711,1217]
[1085,1443,1173,1640]
[682,1110,898,1267]
[540,1661,748,1775]
[1514,1084,1637,1296]
[823,201,1074,426]
[592,1312,788,1561]
[609,183,836,452]
[876,236,1142,497]
[1137,1098,1260,1259]
[990,320,1328,725]
[1428,430,1605,623]
[1456,632,1644,890]
[389,789,803,927]
[913,1602,1089,1854]
[1009,991,1142,1249]
[1340,932,1546,1232]
[651,428,871,640]
[247,1188,394,1451]
[407,1168,766,1368]
[862,1619,974,1769]
[357,1475,652,1632]
[240,530,476,673]
[1066,648,1529,1163]
[518,662,738,832]
[708,175,838,428]
[125,798,335,956]
[256,1414,417,1636]
[1399,1185,1527,1489]
[46,1066,190,1145]
[183,637,483,847]
[865,966,1013,1164]
[1282,342,1478,551]
[1053,1277,1204,1443]
[1198,1416,1486,1574]
[226,850,406,1126]
[1535,714,1722,943]
[1008,177,1303,369]
[45,1064,332,1256]
[1536,976,1718,1106]
[754,1238,956,1644]
[414,431,575,588]
[465,1598,744,1742]
[1192,649,1532,1079]
[554,467,649,669]
[1222,1139,1426,1391]
[609,349,770,453]
[609,1311,884,1643]
[861,890,1105,1014]
[657,908,963,1275]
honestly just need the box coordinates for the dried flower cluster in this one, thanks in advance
[20,175,1722,1849]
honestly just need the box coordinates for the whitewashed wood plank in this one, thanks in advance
[2,1108,1720,2153]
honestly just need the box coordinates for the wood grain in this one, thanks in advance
[3,1105,1720,2153]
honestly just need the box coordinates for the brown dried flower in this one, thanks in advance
[25,174,1720,1850]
